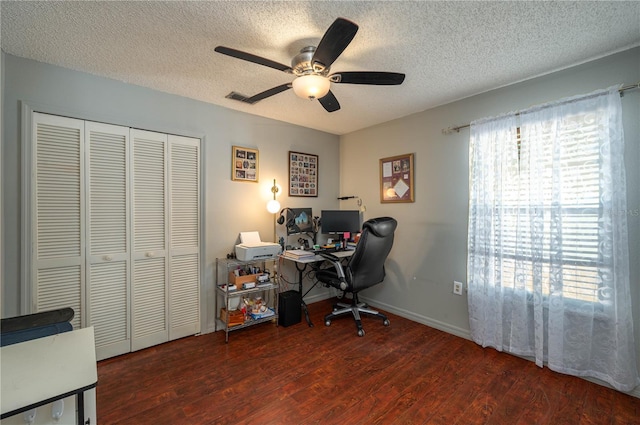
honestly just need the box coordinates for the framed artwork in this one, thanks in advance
[380,153,414,203]
[288,151,318,197]
[232,146,259,182]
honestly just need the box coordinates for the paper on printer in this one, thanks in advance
[235,231,282,261]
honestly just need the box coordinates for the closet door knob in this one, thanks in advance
[146,252,155,258]
[104,255,113,261]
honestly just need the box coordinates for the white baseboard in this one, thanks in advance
[303,291,334,304]
[358,295,472,341]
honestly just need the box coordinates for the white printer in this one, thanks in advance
[234,231,282,261]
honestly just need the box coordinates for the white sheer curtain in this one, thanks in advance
[467,86,639,392]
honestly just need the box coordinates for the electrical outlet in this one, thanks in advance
[453,281,463,295]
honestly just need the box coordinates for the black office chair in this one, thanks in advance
[316,217,397,336]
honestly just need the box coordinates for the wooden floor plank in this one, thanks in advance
[450,353,522,425]
[97,298,640,424]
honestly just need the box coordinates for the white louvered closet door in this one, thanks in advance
[30,114,200,359]
[131,129,169,351]
[31,113,85,331]
[168,135,200,340]
[85,122,131,361]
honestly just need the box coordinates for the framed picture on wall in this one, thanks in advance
[288,151,318,197]
[380,153,414,203]
[231,146,259,182]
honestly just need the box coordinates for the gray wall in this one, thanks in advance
[1,53,340,332]
[341,47,640,392]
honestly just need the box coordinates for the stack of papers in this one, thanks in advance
[283,249,315,259]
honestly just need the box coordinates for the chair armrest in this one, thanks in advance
[319,252,348,290]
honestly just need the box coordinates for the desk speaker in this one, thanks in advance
[278,290,301,327]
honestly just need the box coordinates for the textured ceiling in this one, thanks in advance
[2,1,639,135]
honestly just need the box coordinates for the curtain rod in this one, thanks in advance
[442,82,640,135]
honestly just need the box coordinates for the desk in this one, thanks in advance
[1,327,97,425]
[281,249,354,327]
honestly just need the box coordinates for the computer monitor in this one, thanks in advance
[320,210,361,235]
[287,207,313,235]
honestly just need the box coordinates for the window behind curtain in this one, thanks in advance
[499,112,602,304]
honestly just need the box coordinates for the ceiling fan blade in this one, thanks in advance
[225,84,292,104]
[330,72,406,85]
[215,46,293,73]
[318,90,340,112]
[311,18,359,70]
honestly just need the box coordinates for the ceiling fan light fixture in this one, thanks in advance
[214,18,403,113]
[292,74,330,100]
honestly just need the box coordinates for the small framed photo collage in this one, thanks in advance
[232,146,258,182]
[288,151,318,197]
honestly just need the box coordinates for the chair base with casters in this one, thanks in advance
[324,292,390,337]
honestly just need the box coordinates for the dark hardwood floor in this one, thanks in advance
[97,298,639,424]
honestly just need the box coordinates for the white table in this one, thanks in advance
[1,327,97,425]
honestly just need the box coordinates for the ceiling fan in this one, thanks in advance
[214,17,405,113]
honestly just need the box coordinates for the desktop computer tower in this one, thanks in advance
[278,290,301,327]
